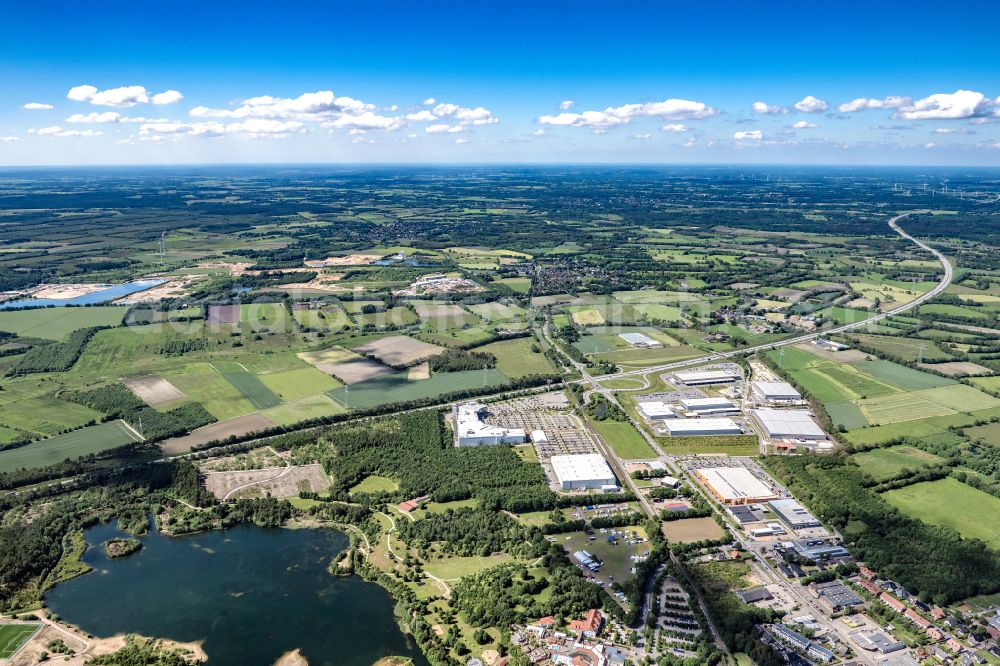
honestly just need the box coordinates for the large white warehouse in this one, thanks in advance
[751,408,826,441]
[680,397,738,413]
[696,467,779,505]
[673,369,741,386]
[453,401,526,447]
[637,400,676,420]
[551,454,617,490]
[663,417,742,436]
[752,381,802,404]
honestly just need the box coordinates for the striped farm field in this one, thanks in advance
[220,370,282,409]
[0,420,142,472]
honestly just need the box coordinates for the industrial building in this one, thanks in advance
[672,369,741,386]
[663,417,742,436]
[660,475,681,489]
[751,381,802,404]
[679,396,738,414]
[768,498,822,529]
[551,454,617,491]
[809,581,863,611]
[619,332,662,348]
[751,408,826,441]
[695,467,779,505]
[453,402,526,447]
[786,539,851,563]
[636,400,676,420]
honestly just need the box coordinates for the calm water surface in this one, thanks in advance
[0,279,167,309]
[45,522,428,666]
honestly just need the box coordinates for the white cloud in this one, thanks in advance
[67,85,151,107]
[661,123,688,133]
[538,98,716,128]
[794,95,829,113]
[192,91,373,120]
[151,90,183,105]
[0,136,19,143]
[631,133,652,140]
[837,96,911,113]
[405,102,498,130]
[321,111,405,131]
[751,101,786,115]
[138,118,305,139]
[925,142,937,148]
[792,120,818,129]
[35,126,103,137]
[733,129,763,140]
[66,111,120,123]
[684,138,696,147]
[992,142,1000,149]
[532,129,546,137]
[422,97,436,105]
[559,100,574,110]
[23,102,53,110]
[455,137,469,144]
[895,90,992,120]
[933,127,971,134]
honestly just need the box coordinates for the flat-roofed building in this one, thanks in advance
[531,429,548,444]
[637,400,676,420]
[695,466,779,505]
[679,396,738,414]
[619,332,662,348]
[752,381,802,404]
[752,408,827,441]
[664,418,742,436]
[551,454,617,491]
[673,369,741,386]
[768,498,822,529]
[453,401,526,447]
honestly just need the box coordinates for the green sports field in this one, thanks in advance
[883,477,1000,549]
[0,623,41,659]
[0,419,141,473]
[0,306,125,340]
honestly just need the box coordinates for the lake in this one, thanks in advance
[0,279,167,309]
[45,522,428,666]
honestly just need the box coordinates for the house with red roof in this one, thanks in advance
[879,592,906,613]
[568,609,603,638]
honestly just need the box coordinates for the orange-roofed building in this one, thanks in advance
[858,565,876,580]
[905,608,931,629]
[880,592,906,613]
[568,609,603,637]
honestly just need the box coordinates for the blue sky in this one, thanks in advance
[1,0,999,165]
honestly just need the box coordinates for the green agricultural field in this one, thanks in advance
[423,553,516,581]
[354,306,419,327]
[0,306,125,340]
[492,277,531,293]
[476,336,552,378]
[971,376,1000,393]
[327,368,508,409]
[852,445,945,481]
[465,302,527,321]
[591,420,655,459]
[350,474,399,493]
[565,305,605,326]
[851,334,953,363]
[219,368,282,410]
[596,345,704,367]
[164,363,257,420]
[258,367,341,401]
[631,303,685,323]
[883,477,1000,549]
[966,422,1000,446]
[260,394,345,425]
[0,392,104,438]
[658,435,759,456]
[0,623,41,659]
[824,401,869,429]
[0,420,142,473]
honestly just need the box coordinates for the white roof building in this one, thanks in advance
[531,429,548,443]
[680,397,737,412]
[752,408,826,441]
[619,332,662,348]
[453,402,526,447]
[695,467,779,505]
[637,401,676,420]
[673,369,741,385]
[663,418,742,436]
[551,454,617,491]
[769,498,822,529]
[752,381,802,403]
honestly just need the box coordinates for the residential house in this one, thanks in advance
[569,609,603,638]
